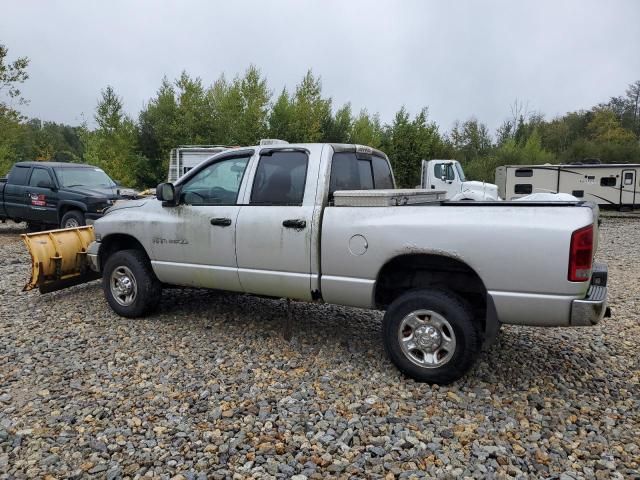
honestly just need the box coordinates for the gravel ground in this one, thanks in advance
[0,218,638,479]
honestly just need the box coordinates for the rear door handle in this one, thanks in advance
[210,217,232,227]
[283,219,306,229]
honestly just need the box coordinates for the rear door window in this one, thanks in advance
[251,150,309,205]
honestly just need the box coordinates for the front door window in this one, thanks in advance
[180,156,250,205]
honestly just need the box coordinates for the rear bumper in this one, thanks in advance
[489,262,609,327]
[570,263,609,326]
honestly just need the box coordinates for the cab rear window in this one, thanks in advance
[329,152,393,196]
[8,166,31,185]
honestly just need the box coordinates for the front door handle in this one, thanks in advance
[283,219,306,229]
[210,217,232,227]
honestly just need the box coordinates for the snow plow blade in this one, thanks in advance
[22,226,100,294]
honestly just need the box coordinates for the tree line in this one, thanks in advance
[1,44,639,188]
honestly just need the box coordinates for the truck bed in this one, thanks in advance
[320,202,597,326]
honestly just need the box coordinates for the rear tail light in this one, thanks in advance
[568,225,593,282]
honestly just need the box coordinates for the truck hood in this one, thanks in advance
[61,185,125,200]
[104,198,149,214]
[461,181,499,198]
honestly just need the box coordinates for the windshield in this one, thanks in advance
[55,167,116,188]
[454,162,466,182]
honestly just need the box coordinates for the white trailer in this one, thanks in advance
[495,163,640,208]
[168,146,230,182]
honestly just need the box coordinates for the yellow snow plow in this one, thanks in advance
[22,226,100,294]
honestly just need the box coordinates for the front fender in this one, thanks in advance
[58,201,88,220]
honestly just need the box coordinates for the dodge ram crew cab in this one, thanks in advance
[1,162,132,229]
[83,143,609,384]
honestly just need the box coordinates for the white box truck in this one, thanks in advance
[167,146,231,182]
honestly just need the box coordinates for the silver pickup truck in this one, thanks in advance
[85,143,609,384]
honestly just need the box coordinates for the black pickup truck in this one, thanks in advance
[0,162,132,229]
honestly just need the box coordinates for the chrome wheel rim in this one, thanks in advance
[110,266,137,306]
[64,218,80,228]
[398,309,456,368]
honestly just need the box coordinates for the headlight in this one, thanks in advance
[92,200,113,212]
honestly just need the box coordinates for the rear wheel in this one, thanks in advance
[382,289,480,384]
[103,249,162,318]
[60,210,85,229]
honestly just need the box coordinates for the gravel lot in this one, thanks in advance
[0,218,638,479]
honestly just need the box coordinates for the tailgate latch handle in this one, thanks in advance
[210,217,232,227]
[283,219,306,229]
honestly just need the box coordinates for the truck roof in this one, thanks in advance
[217,143,389,159]
[14,161,98,169]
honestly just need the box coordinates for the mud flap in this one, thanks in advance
[22,226,98,293]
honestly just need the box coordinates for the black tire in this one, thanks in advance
[26,222,44,232]
[382,288,480,384]
[102,249,162,318]
[60,210,85,229]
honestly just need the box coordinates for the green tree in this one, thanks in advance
[289,70,332,142]
[0,43,29,112]
[449,118,493,163]
[138,77,180,183]
[0,43,29,175]
[207,74,243,144]
[626,80,640,135]
[351,109,383,147]
[587,109,636,144]
[384,107,444,187]
[237,65,270,145]
[175,71,209,144]
[82,86,142,187]
[268,88,293,140]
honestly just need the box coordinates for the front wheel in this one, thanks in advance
[60,210,85,229]
[102,249,162,318]
[382,289,480,384]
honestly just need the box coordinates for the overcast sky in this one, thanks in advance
[1,0,639,134]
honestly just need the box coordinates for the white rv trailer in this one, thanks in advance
[167,146,231,182]
[496,163,640,208]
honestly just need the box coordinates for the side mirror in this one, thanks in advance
[156,182,177,206]
[37,180,54,190]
